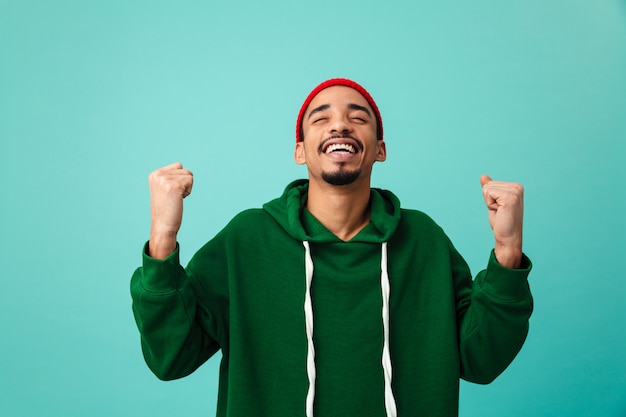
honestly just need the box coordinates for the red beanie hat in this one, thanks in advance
[295,78,383,143]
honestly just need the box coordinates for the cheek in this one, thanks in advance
[353,123,377,137]
[302,124,322,140]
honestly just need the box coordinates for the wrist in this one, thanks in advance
[494,243,523,269]
[148,228,178,260]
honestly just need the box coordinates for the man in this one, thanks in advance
[131,78,533,417]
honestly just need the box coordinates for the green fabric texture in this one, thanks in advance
[131,179,533,417]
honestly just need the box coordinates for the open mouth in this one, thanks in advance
[319,137,363,155]
[324,143,356,154]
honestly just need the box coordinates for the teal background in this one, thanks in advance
[1,0,625,416]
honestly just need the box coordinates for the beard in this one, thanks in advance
[321,164,361,186]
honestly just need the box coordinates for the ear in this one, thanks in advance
[375,140,387,162]
[294,141,307,165]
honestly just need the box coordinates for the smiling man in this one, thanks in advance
[297,84,383,186]
[131,78,533,417]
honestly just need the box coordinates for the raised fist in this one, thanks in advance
[148,162,194,259]
[480,174,524,269]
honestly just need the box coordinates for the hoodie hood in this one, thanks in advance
[263,179,402,243]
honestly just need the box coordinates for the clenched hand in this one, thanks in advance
[480,174,524,269]
[148,162,194,259]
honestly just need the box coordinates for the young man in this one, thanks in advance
[131,78,533,417]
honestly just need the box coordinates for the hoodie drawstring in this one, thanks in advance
[380,242,398,416]
[302,241,398,417]
[303,241,316,417]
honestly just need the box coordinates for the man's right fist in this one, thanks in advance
[148,162,193,259]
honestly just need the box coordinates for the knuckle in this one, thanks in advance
[148,171,160,184]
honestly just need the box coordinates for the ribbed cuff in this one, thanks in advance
[140,241,184,293]
[479,250,532,300]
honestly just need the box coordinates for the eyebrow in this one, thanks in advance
[347,103,372,116]
[307,104,330,120]
[307,103,372,120]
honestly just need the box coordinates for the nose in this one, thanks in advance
[327,114,352,136]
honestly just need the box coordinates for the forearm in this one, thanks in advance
[130,244,218,380]
[459,251,533,383]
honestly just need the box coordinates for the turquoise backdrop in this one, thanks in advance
[1,1,625,416]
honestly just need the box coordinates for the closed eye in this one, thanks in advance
[350,113,370,123]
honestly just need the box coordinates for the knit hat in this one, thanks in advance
[295,78,383,143]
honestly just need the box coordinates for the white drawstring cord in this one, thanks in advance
[302,241,397,416]
[303,241,316,417]
[380,242,398,416]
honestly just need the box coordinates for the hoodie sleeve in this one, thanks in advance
[455,248,533,384]
[130,243,221,381]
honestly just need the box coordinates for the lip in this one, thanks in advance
[319,137,363,155]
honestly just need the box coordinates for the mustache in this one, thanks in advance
[317,135,364,154]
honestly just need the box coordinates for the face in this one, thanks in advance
[294,86,386,186]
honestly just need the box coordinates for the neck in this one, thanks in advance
[306,177,372,241]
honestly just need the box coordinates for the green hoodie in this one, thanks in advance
[131,179,533,417]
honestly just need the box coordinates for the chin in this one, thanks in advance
[321,169,361,186]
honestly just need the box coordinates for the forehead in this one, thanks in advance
[305,85,372,115]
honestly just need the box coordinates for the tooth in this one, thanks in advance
[324,143,357,153]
